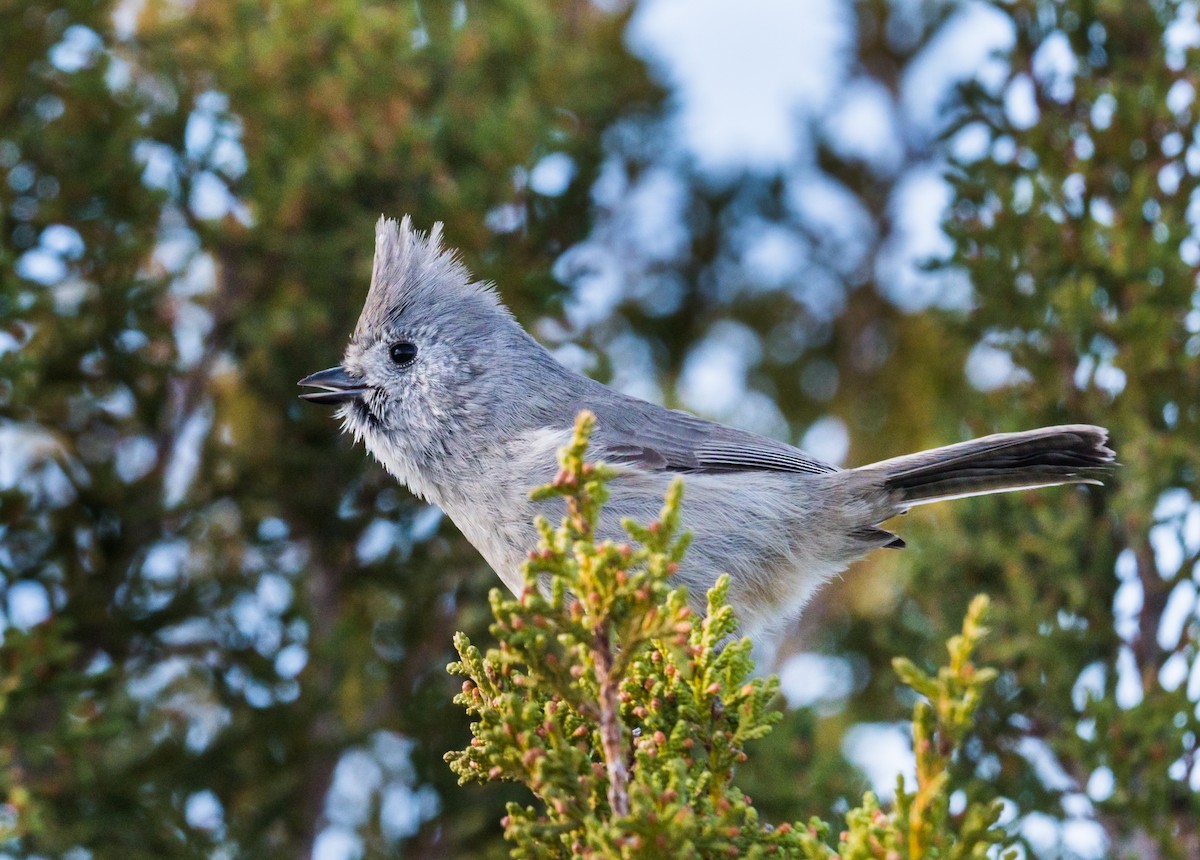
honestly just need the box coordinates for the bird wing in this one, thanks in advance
[588,400,838,476]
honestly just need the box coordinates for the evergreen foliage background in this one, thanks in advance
[1,0,1198,857]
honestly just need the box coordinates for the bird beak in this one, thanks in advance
[298,366,368,405]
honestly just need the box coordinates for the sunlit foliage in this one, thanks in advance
[449,412,1008,859]
[2,0,1198,857]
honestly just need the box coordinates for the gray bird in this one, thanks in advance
[300,217,1115,643]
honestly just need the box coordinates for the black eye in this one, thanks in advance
[389,341,418,367]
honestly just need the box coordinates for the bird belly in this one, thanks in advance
[598,471,864,641]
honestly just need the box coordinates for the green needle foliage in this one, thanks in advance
[447,412,1012,859]
[890,597,1006,860]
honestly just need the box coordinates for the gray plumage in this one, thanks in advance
[300,217,1116,644]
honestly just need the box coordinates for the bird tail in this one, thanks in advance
[853,424,1116,508]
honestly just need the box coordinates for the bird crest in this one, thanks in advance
[356,215,501,337]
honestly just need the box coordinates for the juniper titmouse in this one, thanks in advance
[300,217,1114,643]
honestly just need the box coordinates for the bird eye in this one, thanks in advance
[389,341,418,367]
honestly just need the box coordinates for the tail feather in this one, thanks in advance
[857,424,1115,508]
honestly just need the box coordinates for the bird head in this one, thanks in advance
[299,216,528,497]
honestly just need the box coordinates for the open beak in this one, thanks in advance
[298,366,369,405]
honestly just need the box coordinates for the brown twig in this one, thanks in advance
[592,623,629,818]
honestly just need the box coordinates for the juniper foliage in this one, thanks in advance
[447,411,1011,859]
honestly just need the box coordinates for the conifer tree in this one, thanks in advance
[448,411,1011,858]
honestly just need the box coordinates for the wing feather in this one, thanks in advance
[587,400,837,476]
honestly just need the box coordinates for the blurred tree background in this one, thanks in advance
[1,0,1197,857]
